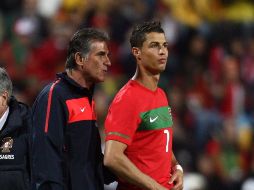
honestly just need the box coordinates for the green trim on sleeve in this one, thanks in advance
[107,132,130,139]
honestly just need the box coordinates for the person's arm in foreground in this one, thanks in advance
[169,153,184,190]
[104,140,167,190]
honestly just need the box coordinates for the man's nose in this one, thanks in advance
[159,46,168,55]
[105,56,111,66]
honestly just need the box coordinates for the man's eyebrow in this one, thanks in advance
[163,42,169,45]
[149,41,169,46]
[96,51,107,55]
[150,41,160,44]
[149,41,168,44]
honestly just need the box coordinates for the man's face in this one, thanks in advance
[0,92,8,118]
[138,32,168,74]
[83,41,111,83]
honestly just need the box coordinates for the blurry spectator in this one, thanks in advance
[241,178,254,190]
[0,0,23,40]
[37,0,62,18]
[183,173,207,190]
[217,55,245,118]
[242,37,254,85]
[204,118,243,190]
[24,14,74,102]
[241,144,254,190]
[0,16,38,93]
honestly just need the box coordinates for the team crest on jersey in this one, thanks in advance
[1,137,13,153]
[168,107,172,116]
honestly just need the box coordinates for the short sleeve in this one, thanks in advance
[105,92,139,145]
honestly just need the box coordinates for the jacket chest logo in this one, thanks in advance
[1,137,13,153]
[66,97,97,123]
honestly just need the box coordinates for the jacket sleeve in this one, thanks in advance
[24,105,32,189]
[16,100,33,190]
[31,88,67,190]
[103,161,117,185]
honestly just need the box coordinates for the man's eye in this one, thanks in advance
[97,52,106,56]
[150,44,159,48]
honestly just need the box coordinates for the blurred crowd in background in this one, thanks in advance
[1,0,254,189]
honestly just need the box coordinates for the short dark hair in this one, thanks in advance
[130,21,165,48]
[66,28,109,69]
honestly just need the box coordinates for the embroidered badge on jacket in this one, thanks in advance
[1,137,13,153]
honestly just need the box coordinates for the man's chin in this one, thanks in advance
[96,78,105,83]
[152,68,165,75]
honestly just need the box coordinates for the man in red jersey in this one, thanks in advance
[104,21,184,190]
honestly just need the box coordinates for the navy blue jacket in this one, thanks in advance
[0,97,31,190]
[31,72,114,190]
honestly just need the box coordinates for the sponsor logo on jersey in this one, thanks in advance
[149,116,158,123]
[138,106,173,131]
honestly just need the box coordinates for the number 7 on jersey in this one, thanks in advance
[163,129,170,152]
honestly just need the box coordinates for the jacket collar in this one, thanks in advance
[56,72,95,95]
[0,107,9,131]
[0,97,23,137]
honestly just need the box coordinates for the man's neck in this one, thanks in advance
[132,69,160,91]
[66,69,92,89]
[0,107,9,131]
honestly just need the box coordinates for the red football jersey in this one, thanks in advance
[105,80,174,189]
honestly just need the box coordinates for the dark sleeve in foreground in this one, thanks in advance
[31,88,67,190]
[103,163,117,185]
[23,104,32,189]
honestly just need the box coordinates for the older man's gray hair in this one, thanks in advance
[0,67,13,103]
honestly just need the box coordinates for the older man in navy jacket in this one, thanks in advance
[0,67,31,190]
[31,28,115,190]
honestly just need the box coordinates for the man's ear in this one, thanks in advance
[1,91,9,106]
[132,47,141,60]
[74,52,85,66]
